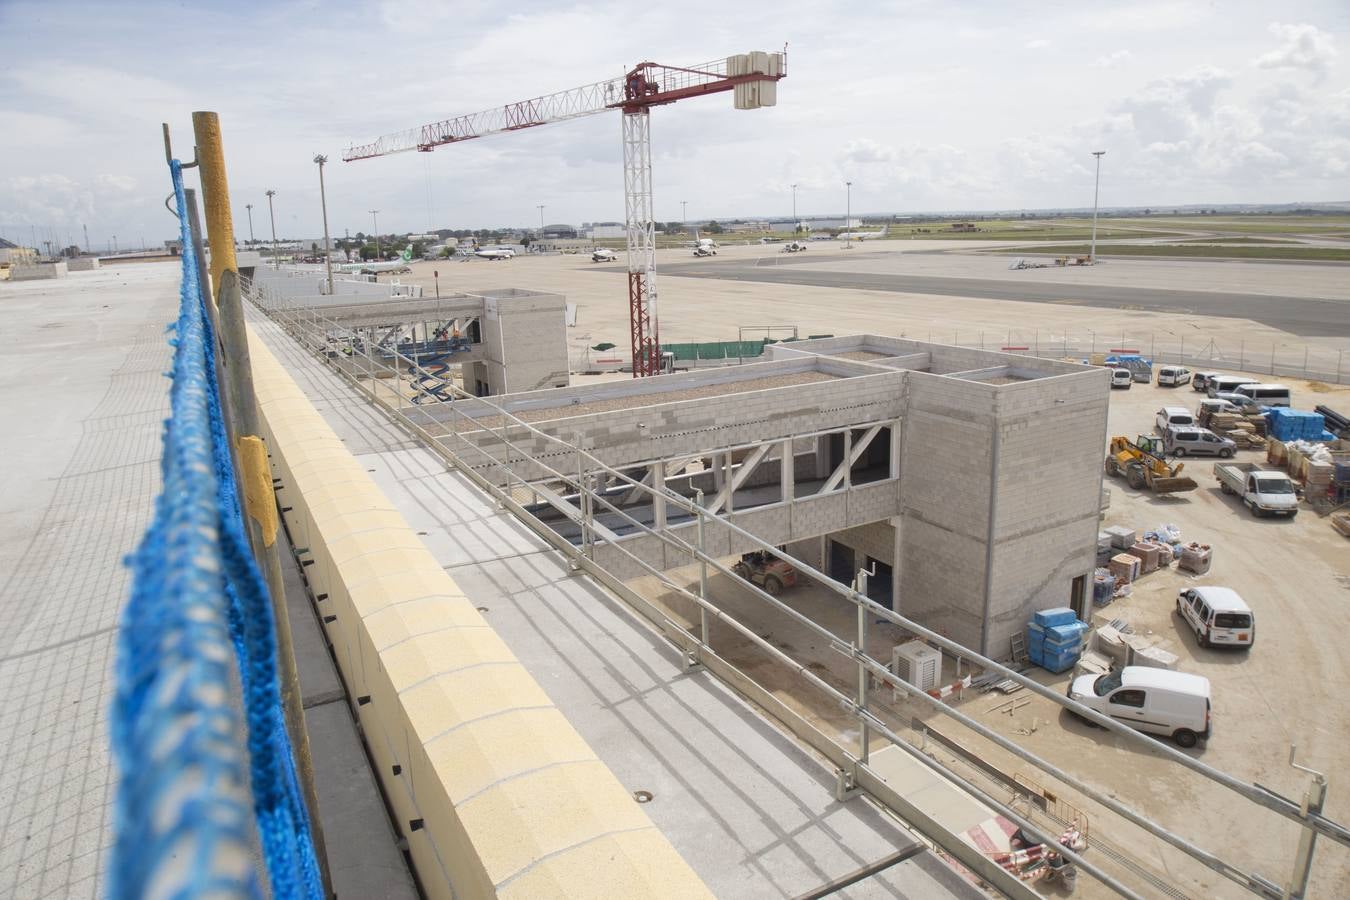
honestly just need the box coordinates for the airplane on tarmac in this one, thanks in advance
[336,245,414,274]
[836,224,889,242]
[474,246,515,261]
[591,248,619,262]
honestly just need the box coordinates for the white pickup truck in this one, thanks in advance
[1215,463,1299,518]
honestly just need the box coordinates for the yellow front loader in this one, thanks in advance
[1105,435,1198,494]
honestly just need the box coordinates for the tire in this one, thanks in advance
[1174,447,1187,458]
[1220,482,1232,495]
[764,576,782,596]
[1199,630,1210,649]
[1105,458,1121,477]
[1127,467,1146,489]
[1219,449,1233,459]
[1174,729,1199,749]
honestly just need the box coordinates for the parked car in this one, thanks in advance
[1176,587,1255,649]
[1068,666,1212,748]
[1232,383,1291,408]
[1193,372,1221,393]
[1155,406,1196,434]
[1110,368,1133,389]
[1215,462,1299,518]
[1211,392,1261,412]
[1157,365,1192,387]
[1163,426,1236,458]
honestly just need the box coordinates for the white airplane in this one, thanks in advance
[336,245,414,275]
[837,224,889,242]
[591,248,620,263]
[691,236,718,257]
[474,246,515,261]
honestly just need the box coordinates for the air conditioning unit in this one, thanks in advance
[892,640,941,694]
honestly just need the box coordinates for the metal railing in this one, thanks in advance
[246,272,1349,898]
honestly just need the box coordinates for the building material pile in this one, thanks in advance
[1027,607,1088,673]
[1206,411,1267,449]
[1266,408,1330,443]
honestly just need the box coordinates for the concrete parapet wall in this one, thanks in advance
[246,328,709,899]
[9,261,67,280]
[67,257,100,271]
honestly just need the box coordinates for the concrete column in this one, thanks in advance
[712,454,725,491]
[814,434,829,480]
[652,461,667,531]
[889,419,901,479]
[890,515,902,614]
[843,430,853,489]
[780,439,794,504]
[724,452,735,513]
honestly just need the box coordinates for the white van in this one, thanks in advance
[1176,586,1254,649]
[1157,365,1192,387]
[1207,375,1257,398]
[1233,383,1291,408]
[1164,426,1236,458]
[1110,368,1133,390]
[1155,406,1195,434]
[1068,667,1212,747]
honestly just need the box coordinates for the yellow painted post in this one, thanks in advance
[191,111,238,295]
[189,112,331,895]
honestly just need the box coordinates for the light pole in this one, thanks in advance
[245,203,255,246]
[681,200,687,232]
[314,154,333,294]
[1090,150,1106,264]
[265,190,279,269]
[791,183,798,234]
[537,204,545,232]
[845,181,853,249]
[368,209,380,259]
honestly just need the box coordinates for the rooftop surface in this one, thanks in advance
[246,304,980,898]
[0,264,176,898]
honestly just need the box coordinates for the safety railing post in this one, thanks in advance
[854,570,870,766]
[695,489,710,651]
[1285,747,1329,899]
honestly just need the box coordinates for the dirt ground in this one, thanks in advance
[625,371,1350,898]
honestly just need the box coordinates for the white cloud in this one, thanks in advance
[1255,22,1337,82]
[1092,50,1134,68]
[1025,39,1051,50]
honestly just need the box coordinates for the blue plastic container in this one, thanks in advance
[1033,607,1077,628]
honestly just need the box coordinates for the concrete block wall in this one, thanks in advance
[482,292,569,394]
[898,373,997,649]
[829,522,896,568]
[247,328,709,899]
[67,257,100,271]
[983,368,1110,653]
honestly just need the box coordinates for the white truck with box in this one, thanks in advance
[1215,463,1299,518]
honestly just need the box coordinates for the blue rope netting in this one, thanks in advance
[110,158,323,899]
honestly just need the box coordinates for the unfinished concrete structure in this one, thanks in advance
[249,269,569,395]
[420,333,1109,657]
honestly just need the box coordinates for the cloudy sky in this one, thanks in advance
[1,0,1347,250]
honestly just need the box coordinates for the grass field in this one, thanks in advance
[1174,236,1301,244]
[991,243,1350,261]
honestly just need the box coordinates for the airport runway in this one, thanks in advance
[651,259,1350,337]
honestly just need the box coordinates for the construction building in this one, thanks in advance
[249,270,570,396]
[265,271,1111,658]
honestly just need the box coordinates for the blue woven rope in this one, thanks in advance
[111,159,322,899]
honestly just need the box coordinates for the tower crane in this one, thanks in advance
[343,50,786,377]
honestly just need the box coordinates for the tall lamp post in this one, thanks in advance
[368,209,381,260]
[245,203,255,246]
[791,183,798,234]
[1090,150,1106,264]
[845,181,853,249]
[537,204,546,232]
[314,154,334,294]
[681,200,687,232]
[265,190,278,269]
